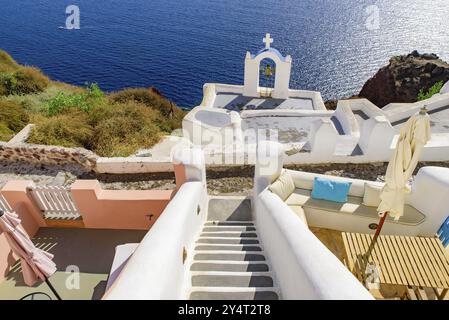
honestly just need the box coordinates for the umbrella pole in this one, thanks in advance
[45,277,62,300]
[362,213,388,279]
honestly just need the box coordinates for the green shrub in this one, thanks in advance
[89,102,161,157]
[418,81,444,101]
[0,100,30,141]
[0,72,17,96]
[45,83,105,115]
[109,88,185,131]
[0,67,50,96]
[28,112,94,148]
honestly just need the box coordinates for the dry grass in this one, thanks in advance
[0,99,29,141]
[1,50,50,96]
[1,50,183,156]
[28,112,94,148]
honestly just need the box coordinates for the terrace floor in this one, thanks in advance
[0,228,146,300]
[392,104,449,133]
[213,93,315,111]
[310,227,449,300]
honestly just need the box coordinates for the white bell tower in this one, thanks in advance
[243,33,292,99]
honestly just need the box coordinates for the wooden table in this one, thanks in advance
[342,232,449,300]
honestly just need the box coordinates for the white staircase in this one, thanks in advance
[187,198,280,300]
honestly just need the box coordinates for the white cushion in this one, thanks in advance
[363,183,383,207]
[269,171,295,201]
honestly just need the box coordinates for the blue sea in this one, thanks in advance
[0,0,448,108]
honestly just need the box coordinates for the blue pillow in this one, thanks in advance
[311,177,352,203]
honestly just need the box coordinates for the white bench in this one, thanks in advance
[270,170,426,236]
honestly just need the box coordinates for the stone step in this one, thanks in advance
[191,261,270,272]
[195,244,262,252]
[200,232,258,238]
[207,198,252,222]
[191,272,274,288]
[205,221,254,227]
[196,238,260,245]
[194,251,266,262]
[189,288,279,300]
[202,226,256,232]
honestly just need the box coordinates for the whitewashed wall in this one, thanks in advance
[103,148,208,299]
[255,190,374,300]
[408,166,449,236]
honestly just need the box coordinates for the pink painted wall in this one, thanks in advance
[0,162,188,282]
[71,180,176,230]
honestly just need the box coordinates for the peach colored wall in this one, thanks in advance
[0,181,45,282]
[0,162,187,282]
[71,180,176,230]
[173,163,186,190]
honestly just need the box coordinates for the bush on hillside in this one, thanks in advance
[13,67,50,94]
[45,83,105,116]
[28,112,94,148]
[0,100,30,141]
[29,101,163,157]
[0,122,14,142]
[89,102,161,157]
[108,88,185,131]
[0,50,19,72]
[0,66,50,96]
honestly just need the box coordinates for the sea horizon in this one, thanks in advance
[0,0,448,108]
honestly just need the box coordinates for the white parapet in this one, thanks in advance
[96,157,173,174]
[309,118,338,158]
[255,189,374,300]
[408,166,449,236]
[440,80,449,94]
[254,141,285,196]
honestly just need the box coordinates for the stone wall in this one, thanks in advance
[0,142,98,171]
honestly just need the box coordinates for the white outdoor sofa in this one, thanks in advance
[269,169,426,236]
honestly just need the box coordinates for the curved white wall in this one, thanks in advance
[255,190,374,300]
[103,181,207,300]
[441,81,449,94]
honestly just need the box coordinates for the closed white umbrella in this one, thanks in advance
[365,107,431,264]
[377,107,431,220]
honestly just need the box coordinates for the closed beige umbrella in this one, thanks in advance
[364,107,431,271]
[377,107,431,220]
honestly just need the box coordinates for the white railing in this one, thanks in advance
[28,185,81,220]
[0,193,12,212]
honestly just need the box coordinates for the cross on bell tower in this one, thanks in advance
[263,33,273,49]
[243,33,292,99]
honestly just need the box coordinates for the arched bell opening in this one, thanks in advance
[259,58,276,98]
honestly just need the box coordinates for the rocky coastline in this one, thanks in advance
[326,51,449,109]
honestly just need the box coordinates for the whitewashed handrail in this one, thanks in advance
[27,185,81,219]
